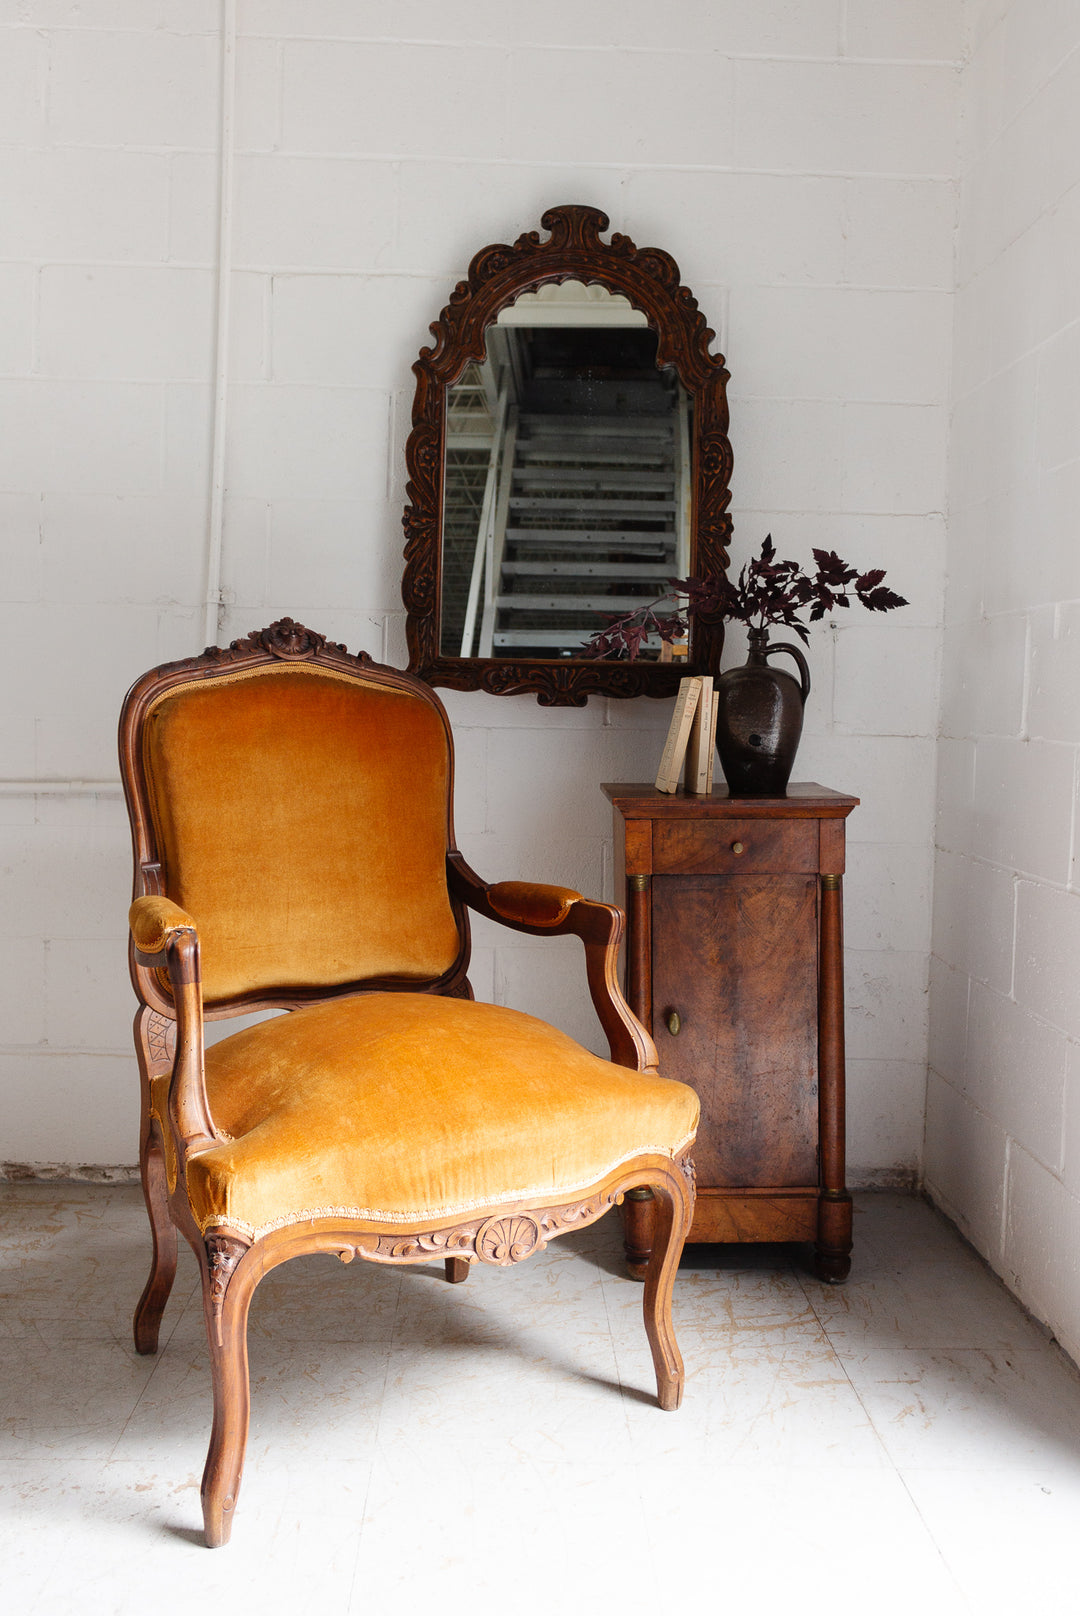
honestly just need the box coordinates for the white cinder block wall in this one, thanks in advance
[925,0,1080,1361]
[2,1,957,1185]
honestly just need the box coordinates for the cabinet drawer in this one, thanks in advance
[652,818,817,874]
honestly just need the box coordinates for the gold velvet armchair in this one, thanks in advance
[120,620,698,1547]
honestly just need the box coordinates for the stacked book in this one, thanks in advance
[655,675,718,795]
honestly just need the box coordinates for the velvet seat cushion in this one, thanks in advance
[170,993,699,1240]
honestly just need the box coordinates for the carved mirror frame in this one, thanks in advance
[401,204,733,706]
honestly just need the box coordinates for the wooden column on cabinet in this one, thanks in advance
[602,782,859,1284]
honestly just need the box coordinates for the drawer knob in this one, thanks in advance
[666,1010,681,1036]
[731,840,745,855]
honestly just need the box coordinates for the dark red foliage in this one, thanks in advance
[581,535,908,661]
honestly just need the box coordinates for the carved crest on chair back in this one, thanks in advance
[204,617,364,664]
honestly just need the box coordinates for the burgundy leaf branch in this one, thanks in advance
[581,535,908,660]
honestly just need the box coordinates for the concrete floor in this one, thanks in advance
[2,1183,1079,1615]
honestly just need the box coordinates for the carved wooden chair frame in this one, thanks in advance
[120,620,695,1546]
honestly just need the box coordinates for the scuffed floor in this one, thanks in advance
[2,1184,1079,1615]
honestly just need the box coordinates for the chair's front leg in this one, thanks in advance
[200,1235,255,1548]
[642,1159,694,1412]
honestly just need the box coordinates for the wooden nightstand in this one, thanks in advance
[602,782,859,1283]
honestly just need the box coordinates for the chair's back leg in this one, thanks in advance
[444,1256,470,1284]
[200,1236,255,1548]
[642,1164,693,1412]
[133,1127,178,1355]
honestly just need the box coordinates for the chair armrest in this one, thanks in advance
[128,897,217,1155]
[446,853,658,1074]
[129,895,196,955]
[486,881,583,929]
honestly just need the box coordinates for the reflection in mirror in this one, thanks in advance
[440,283,692,661]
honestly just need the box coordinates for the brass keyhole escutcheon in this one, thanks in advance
[731,840,745,855]
[666,1010,681,1036]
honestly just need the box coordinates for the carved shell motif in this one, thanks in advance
[476,1213,542,1266]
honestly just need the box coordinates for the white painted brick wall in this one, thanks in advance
[926,0,1080,1360]
[2,2,956,1190]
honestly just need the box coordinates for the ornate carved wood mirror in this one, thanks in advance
[402,205,733,705]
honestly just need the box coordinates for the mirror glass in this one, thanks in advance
[439,283,692,661]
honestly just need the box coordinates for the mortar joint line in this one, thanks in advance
[203,0,237,649]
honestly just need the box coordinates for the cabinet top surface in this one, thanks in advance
[601,782,859,819]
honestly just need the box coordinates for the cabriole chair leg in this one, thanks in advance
[642,1170,690,1412]
[133,1134,178,1356]
[200,1241,254,1549]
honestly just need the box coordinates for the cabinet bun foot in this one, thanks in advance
[812,1245,851,1284]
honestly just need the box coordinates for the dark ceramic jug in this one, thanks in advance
[714,628,811,797]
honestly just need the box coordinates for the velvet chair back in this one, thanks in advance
[139,662,462,1004]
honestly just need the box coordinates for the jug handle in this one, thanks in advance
[764,641,811,706]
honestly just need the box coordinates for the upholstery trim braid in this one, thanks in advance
[194,1134,697,1241]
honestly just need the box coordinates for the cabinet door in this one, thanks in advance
[651,874,819,1189]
